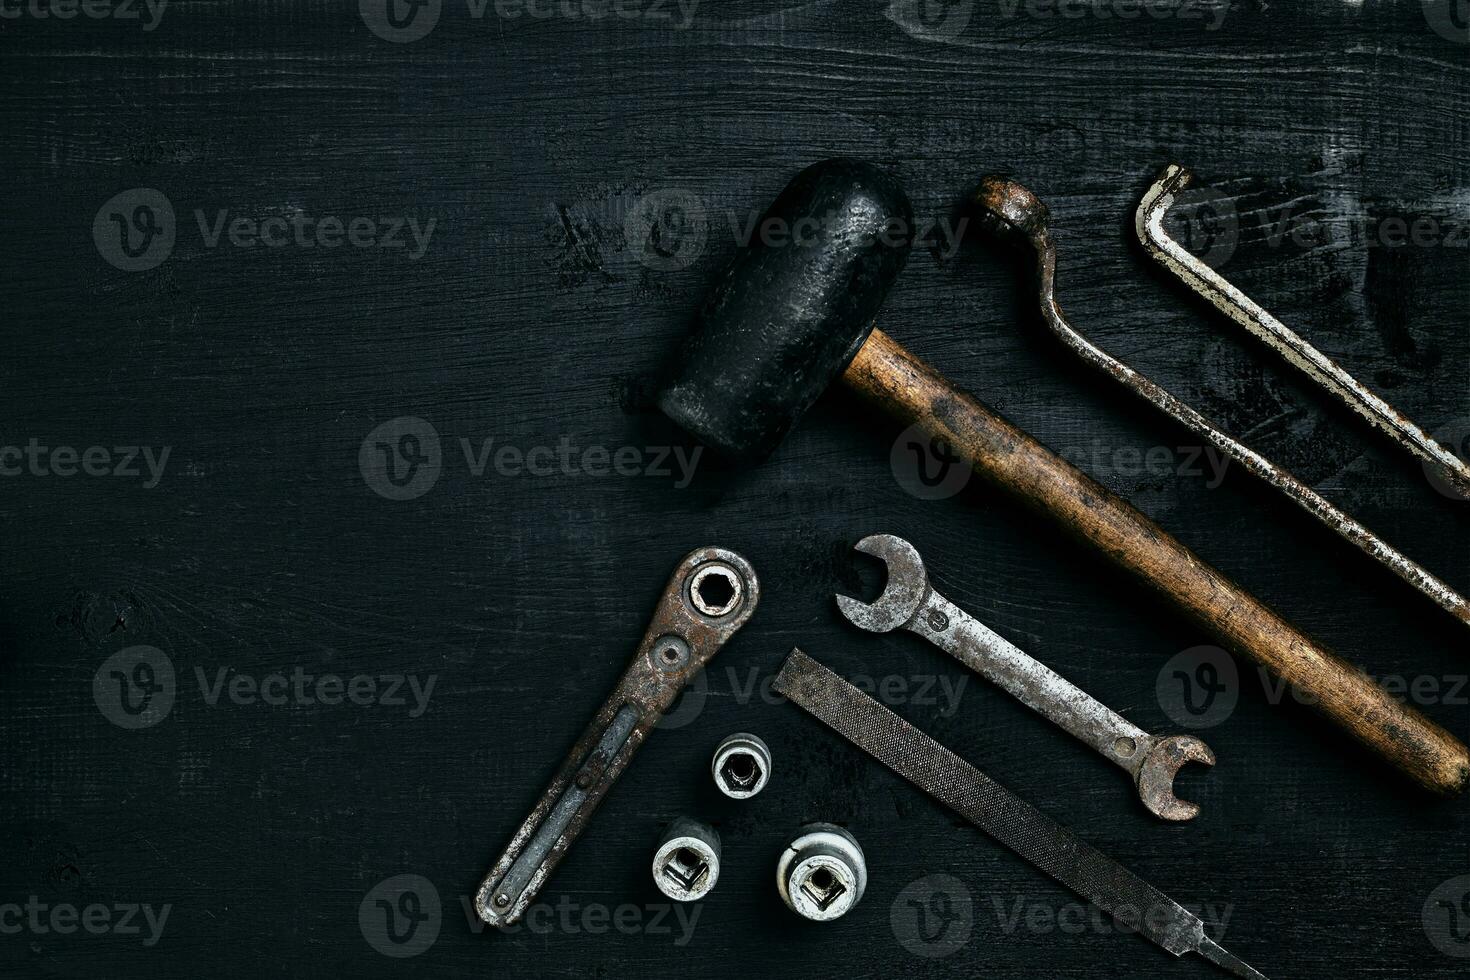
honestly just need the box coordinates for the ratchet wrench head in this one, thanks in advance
[835,534,930,633]
[1136,735,1216,822]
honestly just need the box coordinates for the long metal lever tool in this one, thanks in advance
[475,547,759,928]
[971,176,1470,630]
[774,650,1269,980]
[1138,163,1470,503]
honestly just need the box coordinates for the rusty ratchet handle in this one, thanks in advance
[843,330,1470,797]
[475,547,759,928]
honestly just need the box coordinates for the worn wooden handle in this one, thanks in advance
[843,327,1470,797]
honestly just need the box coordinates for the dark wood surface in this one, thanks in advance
[3,2,1468,977]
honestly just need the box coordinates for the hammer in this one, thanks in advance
[655,158,1468,797]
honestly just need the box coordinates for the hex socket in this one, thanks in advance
[712,732,772,799]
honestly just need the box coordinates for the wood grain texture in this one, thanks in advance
[2,1,1468,978]
[845,325,1470,794]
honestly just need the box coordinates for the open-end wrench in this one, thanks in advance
[836,534,1214,821]
[475,546,759,928]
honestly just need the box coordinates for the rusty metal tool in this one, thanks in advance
[837,533,1214,821]
[655,158,1469,797]
[970,174,1470,631]
[474,546,759,928]
[773,650,1269,980]
[1138,163,1470,502]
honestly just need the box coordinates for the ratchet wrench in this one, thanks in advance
[837,534,1213,821]
[475,546,759,928]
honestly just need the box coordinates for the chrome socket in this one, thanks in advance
[652,817,721,902]
[776,823,867,921]
[711,732,771,799]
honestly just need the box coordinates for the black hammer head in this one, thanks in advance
[656,159,913,462]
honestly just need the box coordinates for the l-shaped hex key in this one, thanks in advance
[970,175,1470,631]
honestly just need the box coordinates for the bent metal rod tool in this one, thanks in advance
[837,534,1214,821]
[773,650,1269,980]
[971,175,1470,631]
[1138,163,1470,503]
[475,547,758,928]
[654,157,1469,796]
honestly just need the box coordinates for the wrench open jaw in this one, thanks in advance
[1135,735,1216,823]
[835,534,930,633]
[837,533,1214,822]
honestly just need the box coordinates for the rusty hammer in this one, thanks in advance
[654,158,1468,797]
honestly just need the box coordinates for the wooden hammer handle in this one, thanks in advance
[843,327,1470,796]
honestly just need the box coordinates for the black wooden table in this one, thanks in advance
[3,2,1468,977]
